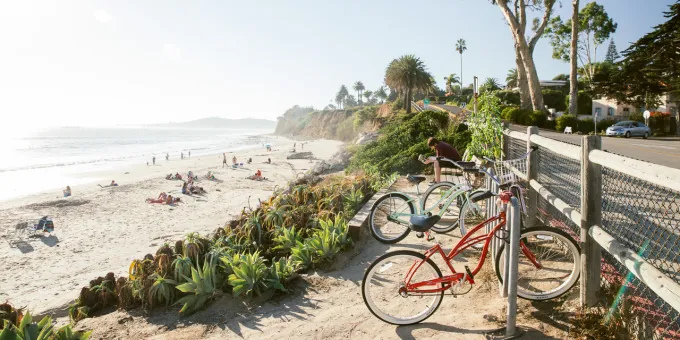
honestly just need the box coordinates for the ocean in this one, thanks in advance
[0,126,274,201]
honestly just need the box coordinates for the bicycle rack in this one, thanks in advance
[484,168,522,339]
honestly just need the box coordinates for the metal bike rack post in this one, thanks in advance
[506,196,521,337]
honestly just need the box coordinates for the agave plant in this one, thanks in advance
[272,226,302,253]
[269,257,296,286]
[305,228,341,264]
[227,252,269,297]
[175,258,218,315]
[67,300,89,323]
[149,274,177,307]
[0,312,54,340]
[290,241,313,269]
[263,205,285,230]
[54,324,92,340]
[0,312,92,340]
[320,216,353,249]
[343,186,365,217]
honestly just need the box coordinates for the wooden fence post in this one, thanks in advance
[581,135,602,307]
[526,127,539,229]
[502,122,509,160]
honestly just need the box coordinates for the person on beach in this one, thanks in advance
[222,153,227,168]
[249,170,264,181]
[63,186,71,197]
[181,181,189,195]
[232,156,237,165]
[98,180,118,188]
[188,151,191,158]
[422,137,461,184]
[181,152,184,160]
[267,158,271,164]
[166,153,169,161]
[153,156,156,165]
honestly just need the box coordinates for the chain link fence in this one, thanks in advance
[505,131,680,339]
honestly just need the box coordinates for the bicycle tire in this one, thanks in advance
[369,193,415,244]
[494,226,580,300]
[458,190,490,236]
[421,181,465,234]
[362,250,444,325]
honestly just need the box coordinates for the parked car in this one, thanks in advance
[605,121,651,139]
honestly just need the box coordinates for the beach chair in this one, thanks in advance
[6,218,54,241]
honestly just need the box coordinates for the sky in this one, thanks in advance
[0,0,675,129]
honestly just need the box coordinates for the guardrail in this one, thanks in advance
[505,126,680,339]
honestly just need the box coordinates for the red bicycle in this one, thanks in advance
[361,188,580,325]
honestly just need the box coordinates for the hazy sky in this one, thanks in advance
[0,0,674,128]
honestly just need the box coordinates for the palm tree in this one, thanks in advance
[443,73,460,94]
[335,85,348,109]
[353,81,365,105]
[506,68,518,89]
[344,94,357,108]
[363,90,373,104]
[481,77,501,93]
[455,39,467,90]
[375,86,388,104]
[385,55,433,114]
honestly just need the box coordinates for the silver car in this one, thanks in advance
[605,121,651,139]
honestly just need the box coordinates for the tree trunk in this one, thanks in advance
[406,88,412,113]
[569,0,579,115]
[460,54,463,90]
[497,3,545,112]
[516,45,531,110]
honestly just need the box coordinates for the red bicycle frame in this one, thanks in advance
[402,203,543,294]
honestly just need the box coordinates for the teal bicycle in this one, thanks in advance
[368,157,490,244]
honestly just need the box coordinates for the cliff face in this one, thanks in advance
[275,105,387,142]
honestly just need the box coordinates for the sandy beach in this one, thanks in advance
[0,137,343,316]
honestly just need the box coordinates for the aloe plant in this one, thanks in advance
[172,256,193,284]
[320,216,352,249]
[149,274,177,307]
[0,312,91,340]
[272,226,302,252]
[175,258,218,315]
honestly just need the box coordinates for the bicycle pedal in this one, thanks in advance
[427,234,435,241]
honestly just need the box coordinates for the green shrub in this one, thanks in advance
[501,106,520,121]
[527,110,547,128]
[543,119,556,130]
[579,118,596,134]
[353,106,378,130]
[515,109,533,125]
[556,114,580,132]
[496,90,521,105]
[543,89,567,111]
[347,110,452,174]
[598,119,617,131]
[564,91,592,115]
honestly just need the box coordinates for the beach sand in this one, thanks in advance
[0,137,343,316]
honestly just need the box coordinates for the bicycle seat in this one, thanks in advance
[409,215,442,232]
[470,190,495,203]
[406,174,427,184]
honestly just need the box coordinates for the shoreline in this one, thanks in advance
[0,137,344,316]
[0,133,281,204]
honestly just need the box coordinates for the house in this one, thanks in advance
[592,93,678,121]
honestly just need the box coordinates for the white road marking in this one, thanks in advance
[631,143,677,150]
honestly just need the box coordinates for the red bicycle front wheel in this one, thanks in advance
[362,250,444,325]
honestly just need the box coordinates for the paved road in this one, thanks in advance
[509,125,680,169]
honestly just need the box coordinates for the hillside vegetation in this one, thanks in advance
[275,105,381,142]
